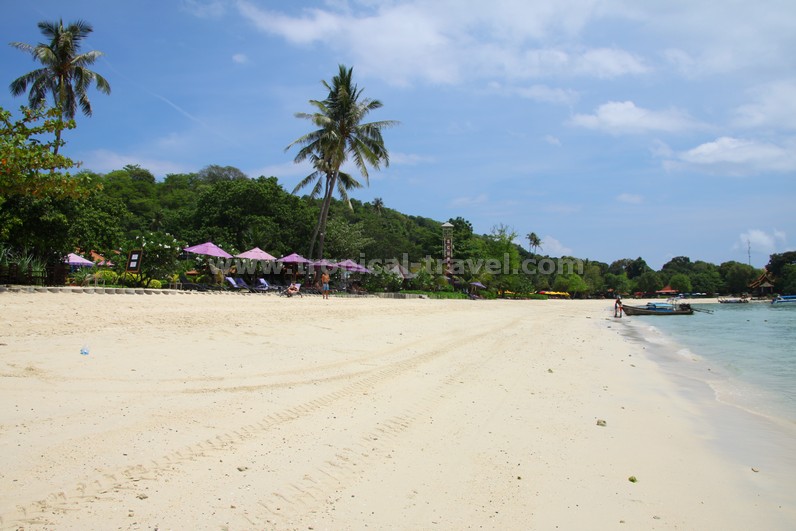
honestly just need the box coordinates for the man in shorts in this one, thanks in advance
[321,271,331,300]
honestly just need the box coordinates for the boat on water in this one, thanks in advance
[771,295,796,304]
[718,296,749,303]
[622,302,694,316]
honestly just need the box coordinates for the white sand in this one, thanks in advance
[0,292,794,530]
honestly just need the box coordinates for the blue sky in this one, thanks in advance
[3,0,795,269]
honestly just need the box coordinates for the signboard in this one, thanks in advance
[126,249,143,273]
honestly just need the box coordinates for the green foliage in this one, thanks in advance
[362,265,403,292]
[325,217,374,259]
[94,268,118,284]
[779,264,796,295]
[668,273,693,293]
[9,19,111,122]
[635,270,662,294]
[116,231,184,287]
[0,106,85,200]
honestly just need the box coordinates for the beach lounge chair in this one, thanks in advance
[256,278,280,293]
[180,274,208,291]
[234,277,259,293]
[225,276,248,292]
[281,282,302,297]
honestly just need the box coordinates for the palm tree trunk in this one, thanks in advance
[307,172,332,259]
[316,171,339,260]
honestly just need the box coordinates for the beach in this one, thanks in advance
[1,292,794,530]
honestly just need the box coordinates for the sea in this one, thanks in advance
[623,301,796,423]
[618,300,796,513]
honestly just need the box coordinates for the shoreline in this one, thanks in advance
[612,314,796,512]
[1,295,794,529]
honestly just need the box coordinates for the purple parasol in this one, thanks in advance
[235,247,277,261]
[278,252,310,264]
[184,241,232,258]
[65,253,94,267]
[336,259,371,274]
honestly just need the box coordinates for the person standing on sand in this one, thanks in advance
[614,297,623,318]
[321,271,331,300]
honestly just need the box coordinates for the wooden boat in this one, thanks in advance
[718,296,749,303]
[622,302,694,316]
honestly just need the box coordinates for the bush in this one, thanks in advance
[148,279,162,289]
[94,269,118,284]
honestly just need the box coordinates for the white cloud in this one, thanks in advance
[572,48,648,78]
[675,136,796,175]
[570,101,702,134]
[232,53,249,64]
[389,152,435,165]
[235,1,648,86]
[81,149,190,177]
[182,0,226,19]
[733,80,796,130]
[515,84,579,105]
[544,135,562,146]
[540,235,573,257]
[450,194,488,208]
[736,229,787,255]
[616,193,643,204]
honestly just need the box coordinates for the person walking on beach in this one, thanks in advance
[321,271,331,300]
[614,297,623,318]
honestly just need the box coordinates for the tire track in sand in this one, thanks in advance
[0,315,522,530]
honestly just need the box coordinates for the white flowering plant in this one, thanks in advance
[116,231,185,287]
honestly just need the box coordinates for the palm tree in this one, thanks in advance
[292,152,363,257]
[527,232,543,254]
[9,19,111,154]
[372,197,384,215]
[287,64,397,260]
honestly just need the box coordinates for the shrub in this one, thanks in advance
[95,269,118,284]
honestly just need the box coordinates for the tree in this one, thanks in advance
[669,273,692,293]
[1,105,86,200]
[526,232,542,254]
[9,19,110,154]
[292,155,363,255]
[721,261,757,294]
[287,64,397,259]
[635,270,662,294]
[372,197,384,215]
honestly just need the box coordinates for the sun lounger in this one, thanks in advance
[225,276,249,292]
[234,277,258,293]
[281,282,302,297]
[256,278,280,293]
[180,274,208,291]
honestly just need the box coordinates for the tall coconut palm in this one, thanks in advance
[287,64,397,260]
[372,197,384,215]
[9,19,111,154]
[527,232,543,254]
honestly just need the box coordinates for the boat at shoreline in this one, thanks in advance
[718,296,749,304]
[622,302,694,316]
[771,295,796,304]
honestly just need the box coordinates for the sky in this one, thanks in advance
[2,0,795,269]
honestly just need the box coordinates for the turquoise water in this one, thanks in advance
[626,302,796,422]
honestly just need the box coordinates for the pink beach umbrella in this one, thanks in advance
[311,259,338,272]
[65,252,94,267]
[184,241,232,258]
[336,259,371,274]
[278,252,310,264]
[235,247,277,261]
